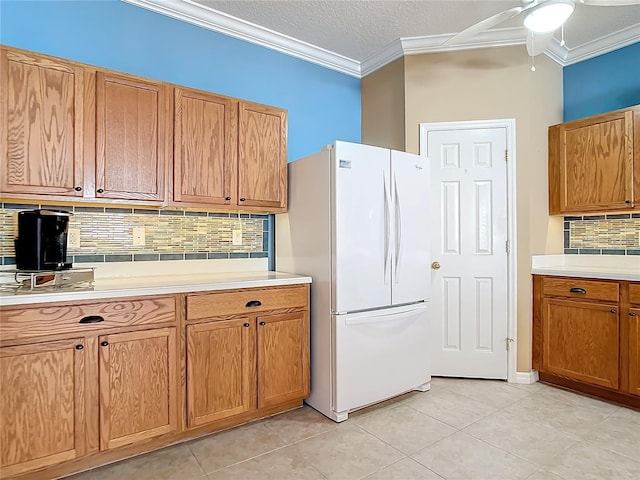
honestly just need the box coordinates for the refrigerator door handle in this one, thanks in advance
[394,175,401,284]
[343,304,426,326]
[383,172,391,284]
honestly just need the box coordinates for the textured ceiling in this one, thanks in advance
[194,0,640,61]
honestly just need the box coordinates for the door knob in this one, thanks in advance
[431,261,441,270]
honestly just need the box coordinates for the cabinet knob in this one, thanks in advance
[610,309,617,314]
[239,197,246,202]
[630,312,637,317]
[74,186,82,192]
[97,188,104,194]
[100,341,109,347]
[243,322,250,327]
[259,321,266,326]
[75,344,84,350]
[625,200,631,204]
[225,196,231,201]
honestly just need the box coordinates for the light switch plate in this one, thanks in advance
[68,229,81,248]
[232,229,243,246]
[133,227,145,246]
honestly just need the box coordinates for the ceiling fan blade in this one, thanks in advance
[526,30,555,56]
[579,0,640,5]
[443,6,525,45]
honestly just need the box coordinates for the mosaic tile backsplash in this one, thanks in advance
[564,213,640,255]
[0,203,269,266]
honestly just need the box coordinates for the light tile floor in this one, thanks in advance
[69,378,640,480]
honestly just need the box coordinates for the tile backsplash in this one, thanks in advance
[564,213,640,255]
[0,203,269,266]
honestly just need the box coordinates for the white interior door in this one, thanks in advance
[425,126,509,379]
[391,150,430,305]
[333,141,391,313]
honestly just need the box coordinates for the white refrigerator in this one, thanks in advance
[276,141,431,422]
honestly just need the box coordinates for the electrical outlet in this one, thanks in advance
[133,227,146,246]
[68,229,81,248]
[232,229,243,246]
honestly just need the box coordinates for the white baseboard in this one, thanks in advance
[512,370,539,384]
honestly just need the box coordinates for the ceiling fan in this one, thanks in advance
[445,0,640,59]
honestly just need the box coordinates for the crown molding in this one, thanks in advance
[121,0,362,77]
[122,0,639,78]
[562,23,640,65]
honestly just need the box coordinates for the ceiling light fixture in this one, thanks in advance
[523,0,576,33]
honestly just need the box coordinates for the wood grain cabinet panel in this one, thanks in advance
[238,101,287,211]
[257,312,310,409]
[172,87,237,207]
[542,298,619,389]
[186,319,256,427]
[0,339,88,478]
[0,47,84,197]
[95,72,167,202]
[630,307,640,397]
[99,328,178,450]
[548,105,638,214]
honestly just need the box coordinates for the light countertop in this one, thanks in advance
[0,260,312,306]
[531,255,640,282]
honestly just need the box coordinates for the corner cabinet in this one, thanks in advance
[532,275,640,408]
[0,47,85,197]
[548,104,639,214]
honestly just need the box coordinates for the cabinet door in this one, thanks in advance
[1,339,87,478]
[629,308,640,396]
[99,328,177,450]
[173,87,237,206]
[95,72,167,202]
[0,48,84,197]
[542,298,619,389]
[559,110,634,212]
[257,312,309,409]
[186,319,255,427]
[238,102,287,211]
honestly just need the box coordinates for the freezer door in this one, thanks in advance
[391,150,431,305]
[333,303,430,414]
[333,141,392,313]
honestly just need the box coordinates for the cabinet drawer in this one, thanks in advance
[186,285,308,320]
[630,284,640,306]
[1,296,176,342]
[542,277,619,302]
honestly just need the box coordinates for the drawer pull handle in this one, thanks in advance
[630,312,637,317]
[259,321,266,326]
[246,300,262,308]
[243,322,250,327]
[101,341,109,347]
[75,344,84,350]
[569,288,587,294]
[610,309,617,314]
[79,315,105,324]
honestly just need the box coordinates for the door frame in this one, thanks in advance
[419,119,518,384]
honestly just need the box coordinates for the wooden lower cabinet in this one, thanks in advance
[542,298,619,389]
[0,339,88,478]
[257,312,310,409]
[99,328,178,450]
[186,319,256,427]
[629,307,640,397]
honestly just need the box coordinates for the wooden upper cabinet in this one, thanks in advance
[0,339,88,478]
[172,87,237,206]
[186,318,256,427]
[257,311,309,409]
[95,72,168,203]
[98,328,177,450]
[549,106,638,214]
[238,101,287,211]
[0,47,84,197]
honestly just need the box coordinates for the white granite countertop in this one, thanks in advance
[531,255,640,282]
[0,260,312,307]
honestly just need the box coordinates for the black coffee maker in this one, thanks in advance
[15,209,73,271]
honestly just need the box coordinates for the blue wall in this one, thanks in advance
[0,0,361,161]
[563,42,640,121]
